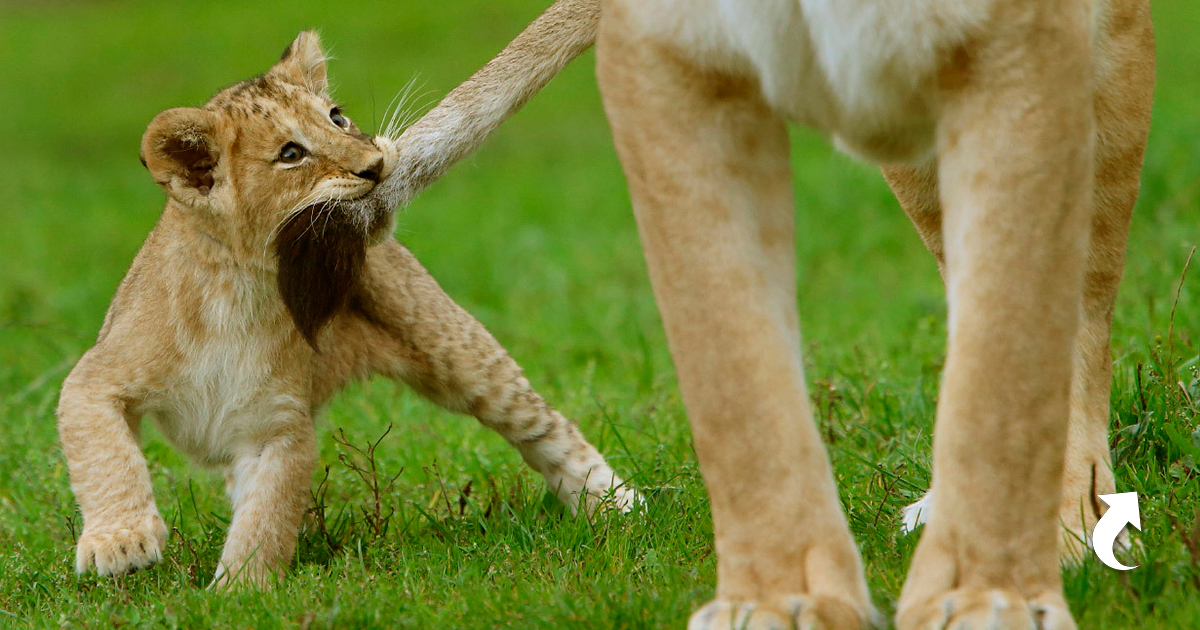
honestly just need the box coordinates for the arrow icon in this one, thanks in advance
[1091,492,1140,571]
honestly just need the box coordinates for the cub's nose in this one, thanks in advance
[354,156,384,183]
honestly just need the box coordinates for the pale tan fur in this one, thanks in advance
[96,0,1152,623]
[590,0,1155,628]
[58,30,636,588]
[342,0,601,215]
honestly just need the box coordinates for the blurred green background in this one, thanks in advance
[0,0,1196,628]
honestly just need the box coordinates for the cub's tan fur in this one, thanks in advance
[58,30,636,587]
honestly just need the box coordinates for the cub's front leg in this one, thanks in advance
[212,413,316,587]
[58,359,167,577]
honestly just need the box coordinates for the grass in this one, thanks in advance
[0,0,1196,627]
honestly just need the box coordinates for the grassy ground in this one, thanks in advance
[0,0,1196,628]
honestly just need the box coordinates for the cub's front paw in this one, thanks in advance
[689,595,875,630]
[75,512,167,576]
[897,589,1075,630]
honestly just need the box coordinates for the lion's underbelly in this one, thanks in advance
[614,0,996,163]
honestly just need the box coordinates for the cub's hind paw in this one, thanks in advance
[689,595,875,630]
[897,589,1075,630]
[75,512,167,577]
[602,483,643,514]
[551,464,643,516]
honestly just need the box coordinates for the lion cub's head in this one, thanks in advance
[140,31,396,344]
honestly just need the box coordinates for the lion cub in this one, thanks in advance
[57,31,637,587]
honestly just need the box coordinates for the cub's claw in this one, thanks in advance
[75,512,167,577]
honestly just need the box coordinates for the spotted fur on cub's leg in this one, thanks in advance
[331,241,640,514]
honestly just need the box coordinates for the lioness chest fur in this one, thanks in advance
[58,31,637,587]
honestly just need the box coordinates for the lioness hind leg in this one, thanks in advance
[1059,0,1154,561]
[884,0,1154,566]
[58,362,167,577]
[344,243,638,515]
[895,1,1095,628]
[596,7,873,630]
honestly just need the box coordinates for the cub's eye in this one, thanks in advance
[330,107,350,129]
[278,142,308,164]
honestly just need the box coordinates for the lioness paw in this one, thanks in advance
[75,512,167,576]
[689,595,875,630]
[897,589,1075,630]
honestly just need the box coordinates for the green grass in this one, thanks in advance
[0,0,1197,627]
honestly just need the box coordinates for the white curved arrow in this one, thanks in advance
[1091,492,1140,571]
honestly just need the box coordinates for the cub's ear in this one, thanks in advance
[270,31,329,95]
[140,108,220,205]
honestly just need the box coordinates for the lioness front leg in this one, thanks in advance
[58,361,167,576]
[596,8,873,629]
[343,243,638,515]
[885,0,1154,566]
[886,159,1128,561]
[895,2,1093,628]
[212,415,316,587]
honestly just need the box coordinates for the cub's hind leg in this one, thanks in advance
[881,164,945,540]
[58,359,167,577]
[595,6,873,629]
[338,242,638,514]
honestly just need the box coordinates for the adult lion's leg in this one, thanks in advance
[596,7,871,630]
[883,0,1154,566]
[212,416,316,587]
[896,1,1094,628]
[883,163,945,280]
[1058,0,1154,561]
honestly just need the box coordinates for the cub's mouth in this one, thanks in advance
[273,138,401,347]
